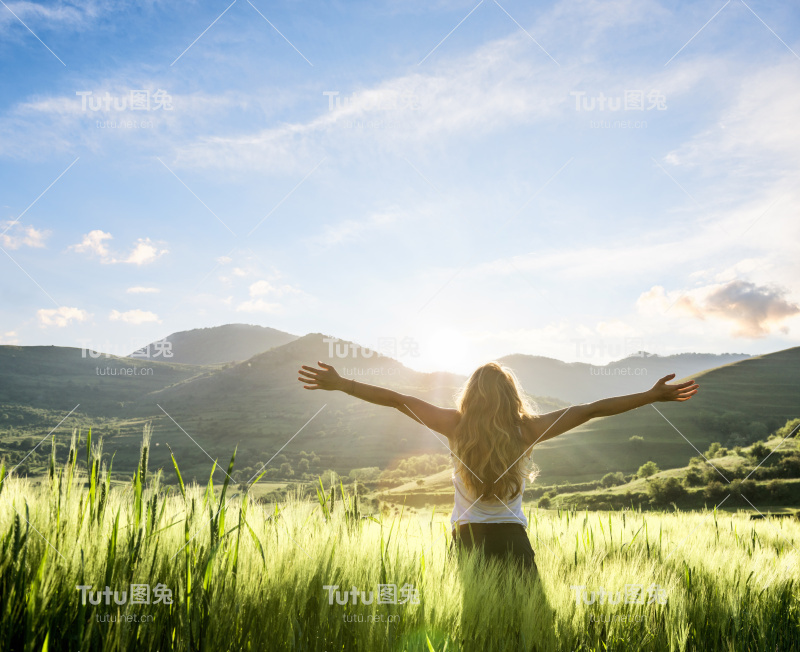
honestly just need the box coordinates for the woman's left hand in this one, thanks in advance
[298,361,345,391]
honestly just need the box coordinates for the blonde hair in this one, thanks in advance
[451,362,540,502]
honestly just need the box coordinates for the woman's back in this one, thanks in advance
[450,425,529,528]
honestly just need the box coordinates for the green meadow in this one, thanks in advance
[1,427,799,651]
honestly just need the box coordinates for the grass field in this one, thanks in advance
[1,428,800,651]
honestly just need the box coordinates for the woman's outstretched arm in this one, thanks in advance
[524,373,699,447]
[297,361,459,437]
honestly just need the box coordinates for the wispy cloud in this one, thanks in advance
[0,0,99,33]
[312,210,400,248]
[664,61,800,174]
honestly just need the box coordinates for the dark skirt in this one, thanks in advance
[450,522,538,575]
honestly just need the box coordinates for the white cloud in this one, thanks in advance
[126,286,160,294]
[69,231,167,265]
[217,257,260,284]
[596,320,638,338]
[637,281,800,338]
[123,238,168,265]
[234,278,305,312]
[0,330,19,344]
[109,309,161,324]
[248,280,275,296]
[0,221,49,249]
[235,298,283,313]
[218,256,287,285]
[247,279,302,298]
[69,229,112,257]
[37,306,90,327]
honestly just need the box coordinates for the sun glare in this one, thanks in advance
[413,328,472,374]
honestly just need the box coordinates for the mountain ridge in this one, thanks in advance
[0,329,795,485]
[131,323,299,365]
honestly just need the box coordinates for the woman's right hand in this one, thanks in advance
[649,373,699,402]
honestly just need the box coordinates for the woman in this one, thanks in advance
[297,360,698,575]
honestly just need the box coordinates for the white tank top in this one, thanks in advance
[450,425,529,529]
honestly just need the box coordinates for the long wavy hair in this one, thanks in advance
[451,362,540,502]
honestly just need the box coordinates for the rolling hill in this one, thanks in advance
[145,333,567,479]
[0,333,565,481]
[132,324,299,365]
[0,345,207,415]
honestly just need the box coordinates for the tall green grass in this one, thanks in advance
[1,426,799,651]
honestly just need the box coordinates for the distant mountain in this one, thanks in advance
[1,332,794,487]
[528,347,800,484]
[132,324,299,365]
[498,352,751,404]
[0,334,565,480]
[149,333,568,476]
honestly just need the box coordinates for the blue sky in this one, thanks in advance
[1,0,799,374]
